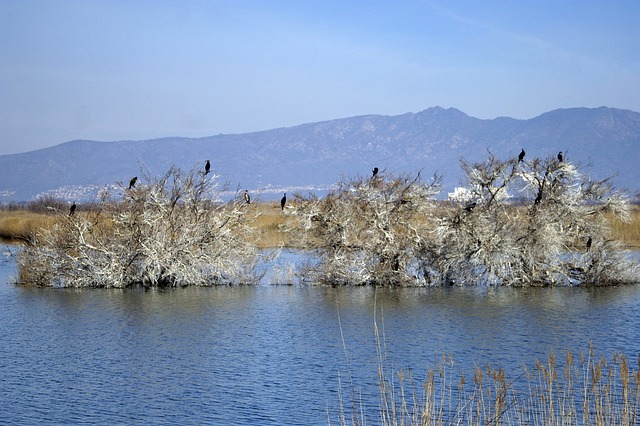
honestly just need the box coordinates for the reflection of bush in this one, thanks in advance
[291,154,638,286]
[18,166,257,288]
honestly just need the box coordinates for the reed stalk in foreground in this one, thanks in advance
[333,307,640,425]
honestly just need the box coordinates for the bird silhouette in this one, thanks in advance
[518,149,525,162]
[372,167,379,178]
[129,176,138,189]
[557,151,563,162]
[244,190,251,204]
[464,201,476,212]
[534,190,542,205]
[280,193,287,210]
[69,203,76,216]
[205,160,211,175]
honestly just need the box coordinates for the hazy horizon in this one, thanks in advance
[2,1,639,155]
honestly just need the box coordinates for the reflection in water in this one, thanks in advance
[1,251,640,424]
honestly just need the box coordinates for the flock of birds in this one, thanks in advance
[69,152,566,217]
[104,160,288,215]
[68,153,593,252]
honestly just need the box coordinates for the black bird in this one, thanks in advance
[280,193,287,210]
[464,201,476,212]
[586,236,592,252]
[372,167,379,178]
[518,149,525,162]
[69,203,76,216]
[129,176,138,189]
[205,160,211,175]
[557,151,563,162]
[244,190,251,204]
[534,190,542,205]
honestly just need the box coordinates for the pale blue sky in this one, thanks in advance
[1,0,639,155]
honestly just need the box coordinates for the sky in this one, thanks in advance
[1,0,639,155]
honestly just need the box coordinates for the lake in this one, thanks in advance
[1,246,640,424]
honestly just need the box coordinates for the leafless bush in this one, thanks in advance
[292,154,637,287]
[429,153,638,286]
[291,172,442,286]
[17,166,258,287]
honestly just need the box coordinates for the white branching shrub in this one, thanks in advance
[17,166,258,288]
[291,172,442,286]
[291,154,637,287]
[429,153,638,286]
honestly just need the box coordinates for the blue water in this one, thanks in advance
[1,246,640,424]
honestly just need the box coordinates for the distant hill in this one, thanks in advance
[1,106,639,202]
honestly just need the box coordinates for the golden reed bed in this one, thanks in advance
[2,203,640,249]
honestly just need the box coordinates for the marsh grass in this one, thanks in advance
[608,205,640,248]
[0,211,58,243]
[333,303,640,425]
[3,203,640,249]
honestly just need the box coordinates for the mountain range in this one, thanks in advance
[1,106,639,203]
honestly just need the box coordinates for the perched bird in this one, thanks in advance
[557,151,563,162]
[534,190,542,205]
[244,190,251,204]
[372,167,379,178]
[129,176,138,189]
[280,193,287,210]
[69,203,76,216]
[586,236,592,252]
[518,149,526,162]
[464,201,476,212]
[205,160,211,175]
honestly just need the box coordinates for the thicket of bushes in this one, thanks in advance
[15,153,640,287]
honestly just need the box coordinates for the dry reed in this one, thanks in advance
[3,203,640,249]
[336,338,640,425]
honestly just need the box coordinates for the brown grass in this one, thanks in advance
[246,202,295,248]
[607,205,640,248]
[0,211,58,243]
[3,203,640,249]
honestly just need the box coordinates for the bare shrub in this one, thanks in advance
[17,166,258,287]
[291,172,441,286]
[429,153,638,286]
[291,154,637,287]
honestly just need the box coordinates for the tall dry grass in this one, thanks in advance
[608,205,640,248]
[335,310,640,425]
[3,203,640,249]
[0,210,58,243]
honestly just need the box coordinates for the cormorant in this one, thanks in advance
[534,190,542,205]
[518,149,525,162]
[557,151,563,162]
[244,190,251,204]
[205,160,211,175]
[69,203,76,216]
[372,167,379,178]
[586,236,592,252]
[129,176,138,189]
[464,201,476,212]
[280,193,287,210]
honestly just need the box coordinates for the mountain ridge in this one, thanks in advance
[1,106,639,202]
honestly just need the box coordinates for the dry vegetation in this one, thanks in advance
[2,203,640,248]
[4,154,640,287]
[335,317,640,425]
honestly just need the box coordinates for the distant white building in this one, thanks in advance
[448,187,473,202]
